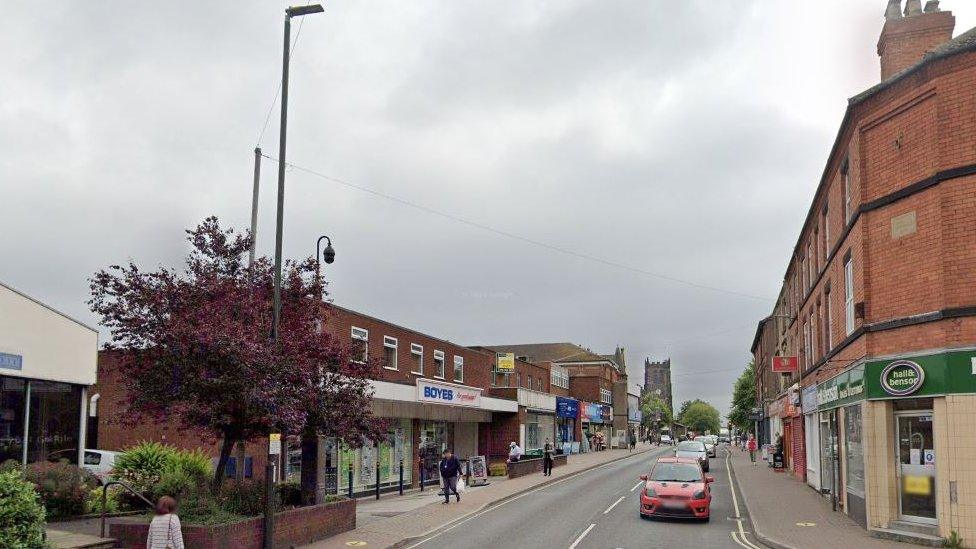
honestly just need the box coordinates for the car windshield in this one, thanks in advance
[650,463,701,483]
[677,441,705,452]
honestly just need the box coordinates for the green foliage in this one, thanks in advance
[217,479,266,517]
[639,393,673,430]
[113,442,213,503]
[0,469,47,548]
[276,481,302,508]
[678,400,722,435]
[944,530,963,549]
[728,361,758,432]
[23,462,97,520]
[85,485,121,514]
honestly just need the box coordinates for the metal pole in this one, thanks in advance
[347,462,353,499]
[271,13,291,344]
[375,442,381,500]
[399,459,404,496]
[249,147,262,268]
[419,458,424,491]
[264,461,275,549]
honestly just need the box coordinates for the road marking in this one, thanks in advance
[630,481,643,492]
[725,449,763,549]
[569,524,595,549]
[403,447,669,548]
[603,496,626,514]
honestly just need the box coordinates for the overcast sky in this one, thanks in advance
[2,1,974,418]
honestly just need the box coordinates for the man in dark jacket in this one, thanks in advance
[438,449,462,504]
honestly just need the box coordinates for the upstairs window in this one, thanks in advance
[453,355,464,383]
[845,254,855,335]
[842,159,852,223]
[351,327,368,363]
[433,350,445,379]
[825,287,833,350]
[383,336,398,370]
[600,388,612,404]
[410,343,423,375]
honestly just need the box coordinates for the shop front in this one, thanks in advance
[801,383,821,492]
[555,397,580,453]
[817,363,865,524]
[518,387,557,453]
[860,350,976,538]
[581,402,611,451]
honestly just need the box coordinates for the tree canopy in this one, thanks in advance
[89,217,385,487]
[728,361,757,432]
[677,399,721,435]
[639,392,673,431]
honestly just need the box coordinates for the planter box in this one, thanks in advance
[109,498,355,549]
[506,454,567,479]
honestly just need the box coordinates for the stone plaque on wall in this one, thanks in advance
[891,211,917,239]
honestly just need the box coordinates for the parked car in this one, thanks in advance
[674,440,709,472]
[694,436,717,458]
[639,457,714,521]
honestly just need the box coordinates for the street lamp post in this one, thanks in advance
[267,6,324,549]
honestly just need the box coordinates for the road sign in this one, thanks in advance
[269,433,282,455]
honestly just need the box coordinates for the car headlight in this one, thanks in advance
[644,487,656,498]
[693,490,706,499]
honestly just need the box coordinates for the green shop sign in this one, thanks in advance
[817,364,865,410]
[865,350,976,399]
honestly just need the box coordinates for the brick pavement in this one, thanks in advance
[728,447,901,549]
[304,443,659,548]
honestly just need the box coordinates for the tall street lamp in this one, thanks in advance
[267,7,323,549]
[271,3,325,344]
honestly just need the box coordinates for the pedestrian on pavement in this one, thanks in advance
[438,449,462,504]
[147,495,184,549]
[508,441,523,463]
[628,430,637,451]
[747,434,758,466]
[542,438,554,476]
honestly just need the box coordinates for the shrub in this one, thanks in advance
[23,461,97,520]
[169,448,212,488]
[276,481,302,508]
[217,479,266,517]
[113,442,214,504]
[85,484,121,514]
[0,469,46,548]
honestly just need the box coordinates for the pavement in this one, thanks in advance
[728,445,901,549]
[305,443,671,549]
[309,443,769,549]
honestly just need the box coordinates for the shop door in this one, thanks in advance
[896,412,937,524]
[820,411,839,506]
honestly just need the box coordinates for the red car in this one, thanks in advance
[639,457,714,521]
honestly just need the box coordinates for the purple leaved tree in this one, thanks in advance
[89,217,385,489]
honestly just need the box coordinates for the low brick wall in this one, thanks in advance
[109,498,355,549]
[506,454,567,479]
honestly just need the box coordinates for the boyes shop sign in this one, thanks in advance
[417,379,482,407]
[865,350,976,399]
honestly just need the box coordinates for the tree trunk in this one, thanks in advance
[214,432,236,492]
[235,440,246,481]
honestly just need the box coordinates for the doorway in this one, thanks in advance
[895,411,937,524]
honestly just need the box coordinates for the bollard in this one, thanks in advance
[375,448,381,500]
[399,459,404,496]
[347,463,353,499]
[420,459,425,491]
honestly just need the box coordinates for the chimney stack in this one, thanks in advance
[878,1,955,81]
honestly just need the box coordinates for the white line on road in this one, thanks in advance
[629,481,643,492]
[725,449,763,549]
[569,523,595,549]
[603,496,626,514]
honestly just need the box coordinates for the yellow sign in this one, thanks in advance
[345,542,367,547]
[904,475,932,496]
[269,433,282,455]
[496,352,515,372]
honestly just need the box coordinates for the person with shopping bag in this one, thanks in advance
[438,449,462,504]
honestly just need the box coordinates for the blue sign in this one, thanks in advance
[584,403,604,423]
[0,353,22,371]
[423,386,454,401]
[556,397,579,418]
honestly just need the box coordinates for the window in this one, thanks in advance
[527,375,533,389]
[600,388,612,405]
[492,371,511,387]
[809,312,816,363]
[433,350,445,379]
[383,336,398,370]
[453,355,463,383]
[808,243,815,285]
[351,327,368,363]
[844,254,855,335]
[517,372,522,387]
[842,160,852,223]
[410,343,423,375]
[550,366,569,389]
[803,321,811,369]
[800,258,806,294]
[825,287,833,350]
[845,404,865,496]
[823,205,830,257]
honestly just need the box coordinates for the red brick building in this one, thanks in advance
[753,1,976,541]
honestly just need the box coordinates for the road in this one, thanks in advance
[405,446,764,549]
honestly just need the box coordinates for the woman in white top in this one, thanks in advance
[146,495,184,549]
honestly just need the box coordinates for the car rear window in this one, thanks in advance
[677,441,705,451]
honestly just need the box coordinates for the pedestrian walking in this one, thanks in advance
[147,495,184,549]
[747,434,758,466]
[438,449,462,504]
[542,438,554,476]
[628,430,637,451]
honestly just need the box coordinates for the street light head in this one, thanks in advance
[286,4,324,17]
[323,242,336,264]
